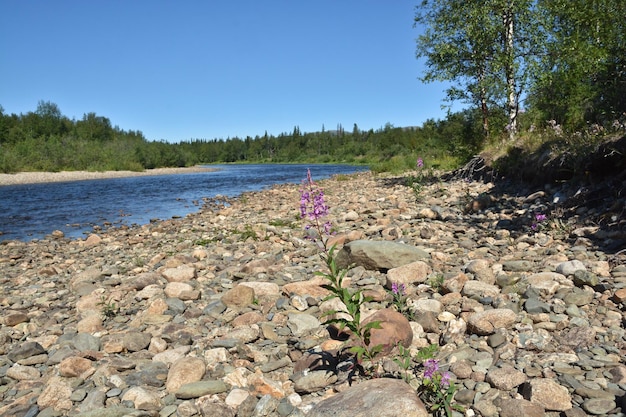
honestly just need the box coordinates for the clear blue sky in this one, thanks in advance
[0,1,461,143]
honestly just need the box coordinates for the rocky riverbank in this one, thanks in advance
[1,169,626,417]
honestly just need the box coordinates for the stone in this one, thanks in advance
[572,270,599,287]
[287,312,320,336]
[335,240,429,271]
[37,376,73,411]
[461,280,500,299]
[386,261,431,286]
[59,356,94,378]
[525,272,571,296]
[498,398,545,417]
[525,378,572,411]
[502,260,533,272]
[486,365,527,391]
[160,265,196,282]
[467,309,517,335]
[556,260,586,276]
[2,310,29,326]
[165,357,206,393]
[465,259,495,284]
[238,281,281,299]
[164,281,199,300]
[7,341,45,362]
[221,284,255,307]
[128,272,163,290]
[293,370,338,394]
[121,386,162,410]
[6,363,40,380]
[175,380,229,399]
[307,378,428,417]
[581,398,617,415]
[360,308,413,355]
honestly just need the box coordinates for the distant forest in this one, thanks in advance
[0,101,488,173]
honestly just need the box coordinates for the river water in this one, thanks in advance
[0,164,368,242]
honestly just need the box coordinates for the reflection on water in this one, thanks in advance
[0,164,368,241]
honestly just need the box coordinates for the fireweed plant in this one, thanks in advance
[419,358,463,417]
[299,169,383,367]
[531,212,548,232]
[300,170,462,413]
[405,156,428,200]
[389,281,415,321]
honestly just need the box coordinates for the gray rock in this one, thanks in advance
[287,313,320,336]
[72,333,101,352]
[307,378,428,417]
[335,240,429,271]
[497,398,545,417]
[572,270,599,287]
[556,260,586,276]
[486,365,527,390]
[524,297,551,313]
[175,380,229,399]
[502,260,533,272]
[7,341,45,362]
[581,398,617,415]
[293,370,338,394]
[73,408,153,417]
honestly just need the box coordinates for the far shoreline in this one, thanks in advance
[0,166,218,186]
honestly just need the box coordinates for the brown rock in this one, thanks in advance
[442,272,469,294]
[160,265,196,282]
[84,234,102,246]
[486,364,527,391]
[221,284,255,308]
[360,309,413,355]
[165,281,200,300]
[240,259,271,275]
[498,398,545,417]
[2,311,29,326]
[59,356,94,378]
[128,272,163,290]
[231,311,265,327]
[248,370,286,398]
[524,378,572,411]
[5,364,40,380]
[612,288,626,303]
[386,261,431,287]
[37,376,72,411]
[166,357,206,393]
[467,308,517,335]
[283,276,332,298]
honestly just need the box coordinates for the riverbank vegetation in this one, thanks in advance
[0,102,485,174]
[1,0,624,177]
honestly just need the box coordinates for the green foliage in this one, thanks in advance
[317,244,383,365]
[417,0,625,138]
[232,224,259,241]
[97,296,119,319]
[426,274,445,292]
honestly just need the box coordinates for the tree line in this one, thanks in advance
[0,101,485,174]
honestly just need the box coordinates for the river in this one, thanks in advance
[0,164,368,242]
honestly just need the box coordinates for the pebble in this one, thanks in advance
[1,170,626,416]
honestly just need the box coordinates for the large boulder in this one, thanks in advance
[335,240,429,271]
[307,378,428,417]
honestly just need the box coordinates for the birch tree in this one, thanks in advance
[415,0,543,140]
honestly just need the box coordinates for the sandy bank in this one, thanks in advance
[0,166,218,186]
